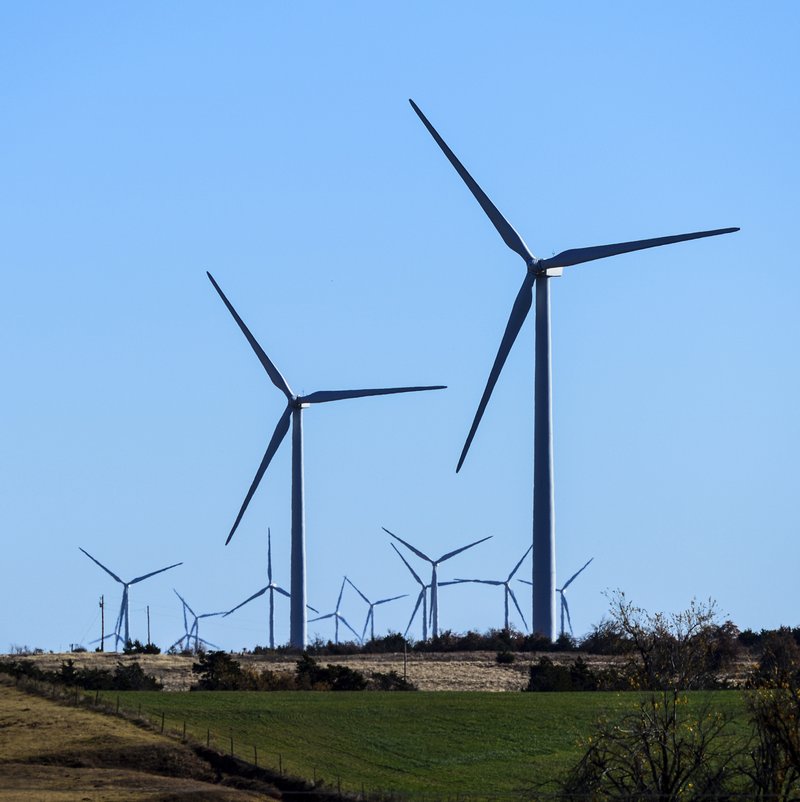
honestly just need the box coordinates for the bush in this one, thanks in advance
[123,640,161,655]
[368,670,417,691]
[191,651,248,690]
[496,649,515,665]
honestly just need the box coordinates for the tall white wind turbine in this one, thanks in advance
[207,273,445,649]
[345,577,407,642]
[409,99,739,640]
[308,577,360,644]
[456,545,532,631]
[79,547,182,650]
[384,527,491,638]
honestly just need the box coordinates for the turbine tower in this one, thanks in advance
[345,577,407,642]
[455,545,532,631]
[79,547,182,650]
[308,577,360,644]
[223,528,319,649]
[207,273,445,649]
[409,99,739,640]
[384,527,491,639]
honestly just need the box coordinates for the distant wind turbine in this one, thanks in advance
[345,577,407,642]
[455,545,532,631]
[171,589,226,653]
[223,528,318,649]
[391,543,461,641]
[207,273,445,649]
[409,99,739,640]
[384,527,491,638]
[79,547,181,650]
[308,577,360,644]
[557,558,593,637]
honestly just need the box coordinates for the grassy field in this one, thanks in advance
[116,690,749,797]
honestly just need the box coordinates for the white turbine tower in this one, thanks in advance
[455,545,532,631]
[383,527,491,639]
[345,577,407,643]
[223,529,319,649]
[409,99,738,640]
[207,273,445,649]
[308,577,360,644]
[79,547,182,650]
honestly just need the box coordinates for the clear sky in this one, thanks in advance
[2,3,798,652]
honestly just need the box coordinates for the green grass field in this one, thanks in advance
[116,690,748,797]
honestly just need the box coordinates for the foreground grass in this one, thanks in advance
[116,690,748,796]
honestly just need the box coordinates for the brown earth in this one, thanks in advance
[0,676,279,801]
[10,650,755,691]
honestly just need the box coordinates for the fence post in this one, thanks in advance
[116,696,120,714]
[160,711,165,733]
[230,732,233,756]
[278,753,282,774]
[182,720,186,740]
[337,776,341,798]
[253,744,258,767]
[207,728,210,747]
[138,702,141,716]
[95,689,99,705]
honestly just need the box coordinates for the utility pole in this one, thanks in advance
[99,595,105,652]
[146,605,151,646]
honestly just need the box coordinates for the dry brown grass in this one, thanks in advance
[0,677,276,800]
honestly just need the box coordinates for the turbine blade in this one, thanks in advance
[226,406,291,545]
[207,272,293,398]
[409,99,535,264]
[300,386,446,404]
[508,587,529,631]
[383,527,432,563]
[561,557,594,591]
[507,544,533,582]
[223,586,268,617]
[541,227,739,270]
[405,591,424,636]
[197,611,226,619]
[267,527,272,584]
[306,603,319,614]
[338,615,361,642]
[454,578,502,585]
[391,543,425,587]
[438,534,492,563]
[308,612,335,622]
[563,595,573,635]
[336,577,347,610]
[274,585,291,599]
[79,548,124,585]
[457,271,535,472]
[518,578,533,586]
[130,561,182,585]
[374,594,408,605]
[173,588,196,618]
[345,577,371,606]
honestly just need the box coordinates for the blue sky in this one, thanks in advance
[1,3,798,652]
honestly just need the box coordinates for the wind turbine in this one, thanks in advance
[383,527,491,639]
[391,543,461,640]
[455,545,532,631]
[79,547,182,650]
[556,557,593,637]
[207,273,445,649]
[345,577,407,642]
[409,99,739,640]
[308,577,360,644]
[171,590,226,653]
[223,528,319,649]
